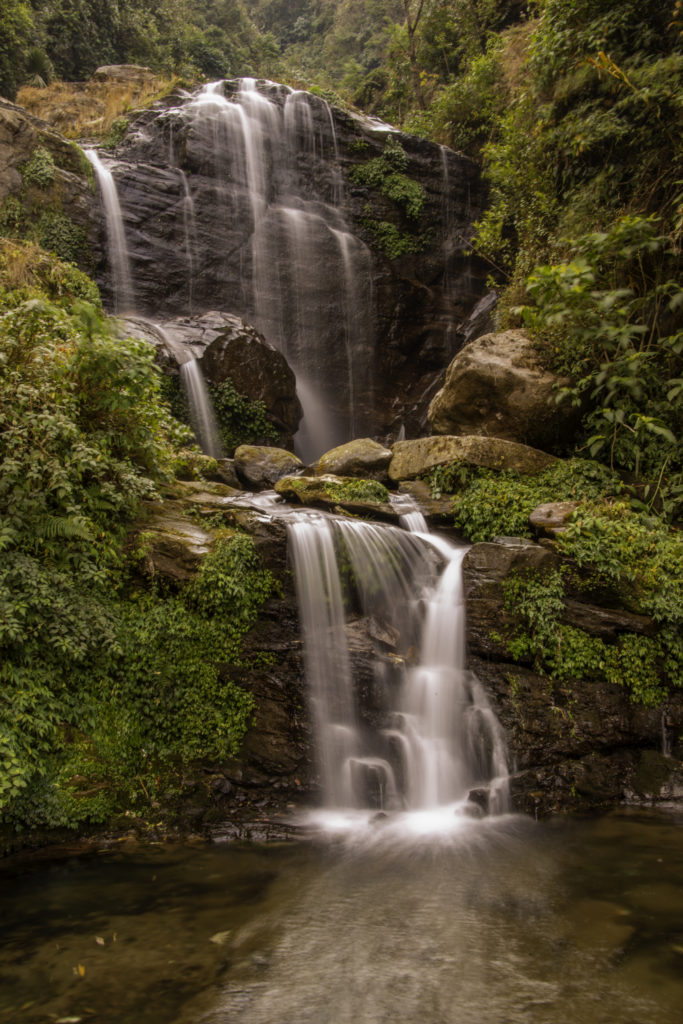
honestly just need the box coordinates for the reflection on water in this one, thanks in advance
[1,810,682,1024]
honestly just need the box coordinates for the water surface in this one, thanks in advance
[1,809,681,1024]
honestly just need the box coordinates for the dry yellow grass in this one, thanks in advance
[16,73,181,141]
[499,19,538,94]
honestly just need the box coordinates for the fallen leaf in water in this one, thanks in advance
[56,1017,83,1023]
[95,936,105,946]
[72,964,86,977]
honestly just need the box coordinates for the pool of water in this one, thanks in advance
[1,809,682,1024]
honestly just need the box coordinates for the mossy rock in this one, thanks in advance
[275,474,397,519]
[234,445,303,490]
[388,435,557,483]
[312,438,393,481]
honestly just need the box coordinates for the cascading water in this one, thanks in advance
[179,359,224,459]
[85,149,135,313]
[288,511,509,825]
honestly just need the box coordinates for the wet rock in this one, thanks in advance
[455,290,498,347]
[312,438,393,481]
[428,330,577,448]
[467,788,490,813]
[136,506,213,582]
[396,479,455,524]
[388,435,556,483]
[463,539,558,657]
[134,311,303,448]
[234,445,303,490]
[275,474,399,521]
[563,600,655,640]
[99,82,489,441]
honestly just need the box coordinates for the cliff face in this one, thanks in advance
[90,79,488,449]
[462,540,683,817]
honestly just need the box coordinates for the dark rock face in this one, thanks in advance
[89,79,488,448]
[463,539,683,817]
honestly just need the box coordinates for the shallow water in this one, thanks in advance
[1,809,682,1024]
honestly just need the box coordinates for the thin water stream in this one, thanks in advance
[1,811,681,1024]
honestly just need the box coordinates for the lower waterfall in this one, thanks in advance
[288,509,509,826]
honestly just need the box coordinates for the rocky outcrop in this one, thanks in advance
[121,311,303,449]
[312,438,393,480]
[463,537,683,816]
[92,64,157,85]
[234,445,303,490]
[428,329,577,448]
[0,99,98,269]
[388,434,557,482]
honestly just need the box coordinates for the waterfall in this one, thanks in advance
[85,149,135,314]
[143,320,224,459]
[288,513,509,821]
[177,79,374,460]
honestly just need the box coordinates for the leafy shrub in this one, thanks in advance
[427,457,622,541]
[350,136,426,219]
[208,378,278,454]
[21,146,56,188]
[519,215,683,513]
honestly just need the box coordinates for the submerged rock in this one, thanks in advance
[234,445,303,490]
[312,438,392,481]
[428,330,577,448]
[388,434,556,482]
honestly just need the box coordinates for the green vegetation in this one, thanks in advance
[501,497,683,708]
[350,135,428,257]
[427,458,622,540]
[0,144,93,269]
[350,136,425,219]
[0,246,276,832]
[427,459,682,706]
[209,379,279,454]
[0,0,277,100]
[160,373,279,455]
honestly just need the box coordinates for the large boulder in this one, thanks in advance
[234,445,303,490]
[312,438,393,480]
[92,64,157,85]
[275,474,398,521]
[388,435,556,482]
[122,311,303,450]
[162,312,302,438]
[428,329,576,448]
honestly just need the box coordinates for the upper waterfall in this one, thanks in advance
[88,78,488,456]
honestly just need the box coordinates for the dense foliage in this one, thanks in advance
[0,0,275,99]
[427,458,683,705]
[0,246,275,831]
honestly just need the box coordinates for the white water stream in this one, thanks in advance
[180,79,375,459]
[288,510,509,831]
[85,149,135,314]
